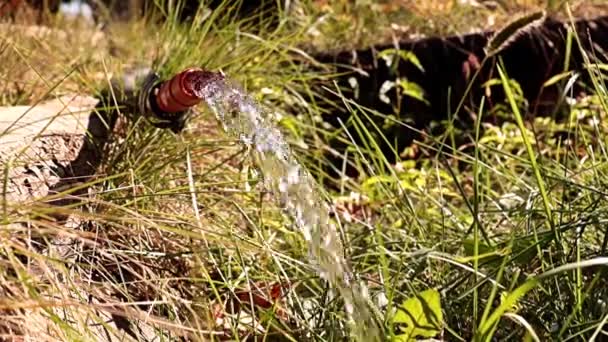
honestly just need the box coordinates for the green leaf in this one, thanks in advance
[396,78,429,105]
[542,71,573,88]
[392,289,443,341]
[279,116,301,139]
[461,233,553,267]
[395,50,425,72]
[378,49,425,72]
[361,175,396,188]
[460,239,506,265]
[395,160,417,171]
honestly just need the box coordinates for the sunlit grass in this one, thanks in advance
[2,0,608,341]
[0,2,329,340]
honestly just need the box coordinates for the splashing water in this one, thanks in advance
[191,72,382,340]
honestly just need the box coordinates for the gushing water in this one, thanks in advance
[192,72,381,340]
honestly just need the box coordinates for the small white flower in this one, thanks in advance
[375,292,389,308]
[487,14,496,26]
[380,54,393,68]
[566,96,577,106]
[379,80,395,104]
[588,116,600,127]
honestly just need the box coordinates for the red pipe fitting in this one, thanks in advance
[137,67,223,132]
[155,67,205,113]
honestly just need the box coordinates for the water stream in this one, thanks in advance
[191,72,382,340]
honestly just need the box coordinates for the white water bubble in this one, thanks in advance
[278,177,289,193]
[239,133,253,146]
[287,165,300,185]
[345,303,354,315]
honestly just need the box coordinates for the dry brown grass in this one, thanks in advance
[0,1,330,338]
[304,0,608,51]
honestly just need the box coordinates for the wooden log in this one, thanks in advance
[0,91,171,342]
[313,15,608,163]
[0,94,102,203]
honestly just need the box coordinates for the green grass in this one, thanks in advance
[2,0,608,341]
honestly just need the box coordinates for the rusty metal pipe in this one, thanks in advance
[136,67,223,132]
[156,68,204,113]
